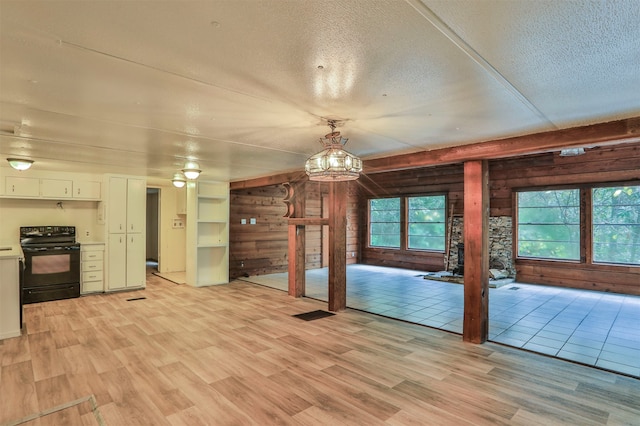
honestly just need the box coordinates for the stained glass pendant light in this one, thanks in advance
[305,120,362,181]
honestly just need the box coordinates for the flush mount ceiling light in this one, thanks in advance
[7,158,34,171]
[559,147,586,157]
[171,173,186,188]
[181,161,201,180]
[305,120,362,181]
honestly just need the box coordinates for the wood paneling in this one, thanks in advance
[230,181,360,279]
[489,143,640,294]
[359,164,463,272]
[230,141,640,295]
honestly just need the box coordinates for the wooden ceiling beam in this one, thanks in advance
[230,170,308,190]
[364,116,640,174]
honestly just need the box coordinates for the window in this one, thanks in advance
[593,185,640,265]
[369,198,400,248]
[408,196,446,250]
[517,189,580,260]
[369,195,446,251]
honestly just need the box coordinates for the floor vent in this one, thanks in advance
[508,286,520,291]
[126,296,147,301]
[293,310,335,321]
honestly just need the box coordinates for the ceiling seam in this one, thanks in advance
[0,101,308,157]
[59,40,280,105]
[405,0,557,129]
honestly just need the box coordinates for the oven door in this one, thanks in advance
[22,246,80,288]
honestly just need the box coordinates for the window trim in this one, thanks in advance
[514,181,640,268]
[367,193,447,253]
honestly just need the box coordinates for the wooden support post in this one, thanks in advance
[463,160,489,343]
[287,181,306,298]
[328,181,347,311]
[288,224,305,297]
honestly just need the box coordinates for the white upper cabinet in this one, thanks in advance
[126,178,146,233]
[5,176,39,197]
[2,172,103,200]
[41,179,72,198]
[73,180,101,200]
[107,176,128,233]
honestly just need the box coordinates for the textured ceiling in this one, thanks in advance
[1,0,639,182]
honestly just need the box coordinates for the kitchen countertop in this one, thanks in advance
[0,244,23,259]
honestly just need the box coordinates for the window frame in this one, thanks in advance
[367,193,447,253]
[514,181,640,268]
[515,187,582,262]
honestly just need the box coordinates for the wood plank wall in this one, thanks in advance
[356,143,640,294]
[357,164,464,271]
[229,142,639,294]
[490,144,640,295]
[229,181,359,279]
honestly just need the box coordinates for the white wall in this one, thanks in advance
[0,197,103,244]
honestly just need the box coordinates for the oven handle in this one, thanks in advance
[22,246,80,252]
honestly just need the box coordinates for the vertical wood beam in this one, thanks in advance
[288,224,305,297]
[463,160,489,343]
[288,182,306,297]
[328,181,347,311]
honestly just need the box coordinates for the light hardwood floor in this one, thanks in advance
[1,271,639,425]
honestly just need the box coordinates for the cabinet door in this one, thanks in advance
[126,233,146,288]
[108,177,127,233]
[74,181,101,199]
[107,233,127,290]
[126,178,146,233]
[5,176,39,197]
[41,179,72,198]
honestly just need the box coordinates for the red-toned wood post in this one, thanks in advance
[288,224,305,297]
[463,160,489,343]
[287,182,306,297]
[328,181,347,311]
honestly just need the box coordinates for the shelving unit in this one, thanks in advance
[186,181,229,287]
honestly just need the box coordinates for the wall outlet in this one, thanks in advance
[241,218,247,225]
[172,218,184,229]
[85,230,90,237]
[250,218,256,225]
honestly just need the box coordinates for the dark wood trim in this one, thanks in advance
[364,117,640,174]
[287,218,329,226]
[463,160,489,344]
[231,171,308,190]
[287,224,305,297]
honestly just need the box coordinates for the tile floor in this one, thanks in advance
[240,264,640,378]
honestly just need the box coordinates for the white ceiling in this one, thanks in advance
[1,0,639,182]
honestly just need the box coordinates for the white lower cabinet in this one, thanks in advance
[107,233,145,291]
[126,233,146,288]
[81,244,104,294]
[107,234,127,290]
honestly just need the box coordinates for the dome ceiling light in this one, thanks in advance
[181,161,201,180]
[7,158,34,171]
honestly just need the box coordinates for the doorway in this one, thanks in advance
[146,188,160,272]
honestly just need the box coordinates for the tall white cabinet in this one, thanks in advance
[106,175,146,291]
[186,181,229,287]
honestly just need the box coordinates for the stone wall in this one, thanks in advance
[447,216,515,276]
